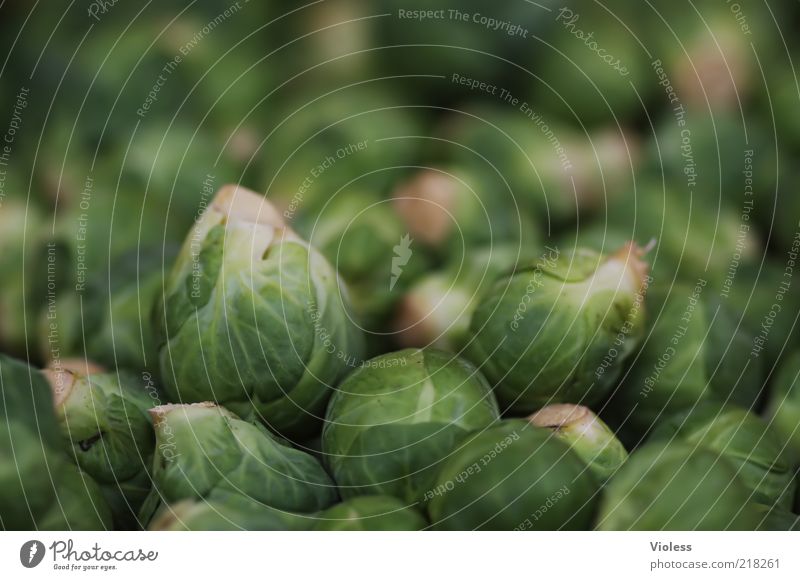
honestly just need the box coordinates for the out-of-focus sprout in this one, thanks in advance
[611,284,764,438]
[649,403,796,508]
[467,243,649,413]
[322,349,500,502]
[393,244,524,351]
[149,492,314,532]
[0,355,112,530]
[45,366,160,528]
[597,442,762,531]
[146,403,337,519]
[0,198,45,357]
[427,421,599,530]
[529,404,628,483]
[41,246,176,375]
[155,185,363,438]
[312,496,428,531]
[765,351,800,465]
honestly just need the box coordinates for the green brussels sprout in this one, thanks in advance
[0,198,46,357]
[294,185,434,338]
[390,166,539,259]
[155,185,363,438]
[597,442,763,531]
[650,403,796,508]
[753,504,800,531]
[726,261,799,368]
[610,284,764,437]
[322,349,500,502]
[45,366,160,528]
[148,403,337,516]
[600,185,762,285]
[0,355,112,530]
[533,2,651,126]
[393,244,526,351]
[149,492,314,532]
[441,106,639,226]
[765,351,800,465]
[427,421,599,530]
[312,496,428,531]
[529,404,628,483]
[467,243,649,413]
[41,246,176,375]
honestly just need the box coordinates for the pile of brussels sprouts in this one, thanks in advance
[2,181,798,531]
[3,0,800,532]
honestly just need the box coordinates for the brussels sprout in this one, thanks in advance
[0,198,45,357]
[390,166,539,259]
[467,243,649,413]
[394,244,525,351]
[41,246,176,375]
[441,107,639,226]
[294,185,434,338]
[148,403,337,517]
[650,403,796,508]
[0,355,112,530]
[155,185,363,438]
[597,442,763,530]
[45,367,160,528]
[312,496,428,531]
[533,2,651,126]
[610,284,764,437]
[753,504,800,531]
[529,404,628,483]
[322,349,500,502]
[427,421,599,530]
[149,492,315,532]
[765,351,800,465]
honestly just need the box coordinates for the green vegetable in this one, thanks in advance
[0,355,112,530]
[610,284,764,437]
[313,496,428,531]
[148,403,337,516]
[427,421,599,530]
[41,246,175,375]
[46,367,160,528]
[393,244,525,351]
[597,442,762,530]
[467,243,649,413]
[155,185,363,438]
[765,351,800,465]
[322,349,499,502]
[650,403,796,508]
[149,492,315,531]
[529,404,628,483]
